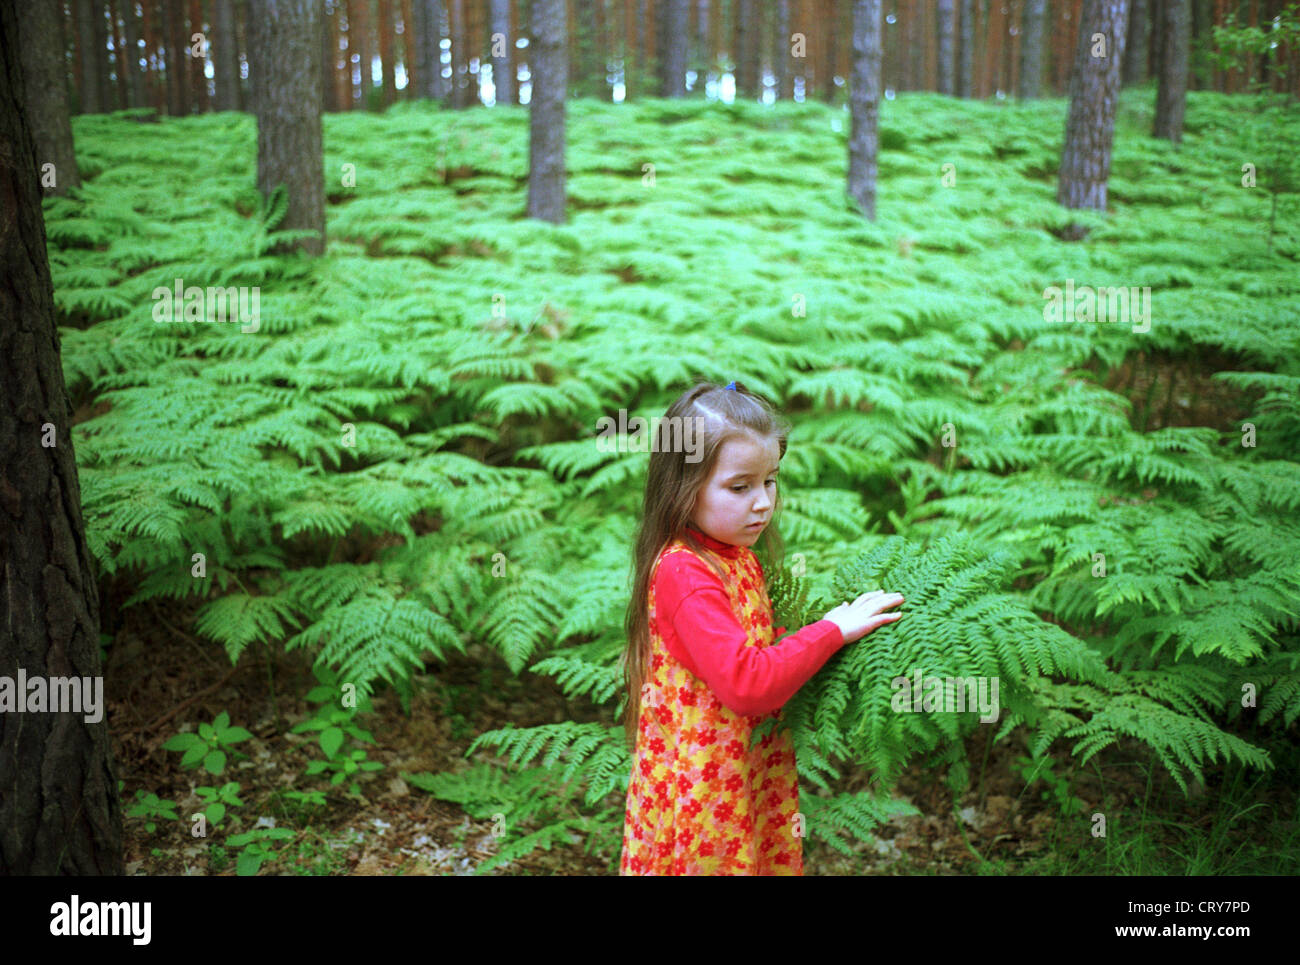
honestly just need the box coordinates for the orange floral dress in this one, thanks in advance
[619,527,844,876]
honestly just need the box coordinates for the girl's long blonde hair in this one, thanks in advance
[619,379,791,750]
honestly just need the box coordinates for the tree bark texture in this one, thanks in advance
[527,0,565,222]
[0,0,123,875]
[1057,0,1127,213]
[18,0,80,194]
[249,0,325,254]
[1153,0,1188,141]
[848,0,880,220]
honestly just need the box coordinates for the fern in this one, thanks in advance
[766,534,1271,794]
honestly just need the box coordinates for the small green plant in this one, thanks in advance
[124,790,179,833]
[1014,753,1087,817]
[193,781,244,828]
[293,664,383,795]
[162,710,253,776]
[305,748,385,795]
[226,827,296,876]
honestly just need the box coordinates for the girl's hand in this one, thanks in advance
[822,591,904,645]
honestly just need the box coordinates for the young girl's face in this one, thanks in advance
[689,433,780,547]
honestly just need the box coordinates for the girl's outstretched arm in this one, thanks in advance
[655,552,844,718]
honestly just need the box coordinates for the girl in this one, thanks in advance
[618,379,905,876]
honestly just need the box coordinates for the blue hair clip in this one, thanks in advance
[724,381,737,391]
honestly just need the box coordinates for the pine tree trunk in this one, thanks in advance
[92,0,114,109]
[774,0,790,99]
[249,0,325,254]
[594,0,611,100]
[1152,0,1188,141]
[213,0,240,110]
[377,0,395,107]
[626,0,641,100]
[1018,0,1045,98]
[1149,0,1163,85]
[162,0,187,114]
[189,0,207,111]
[848,0,880,220]
[936,0,955,94]
[821,0,837,101]
[506,0,518,102]
[351,0,372,108]
[19,0,81,194]
[490,0,514,104]
[109,0,128,108]
[420,0,447,100]
[984,0,1003,96]
[736,0,758,98]
[903,0,917,91]
[409,0,427,96]
[119,0,147,109]
[640,0,652,99]
[1057,0,1127,224]
[957,0,973,96]
[142,0,161,111]
[399,0,412,100]
[1122,0,1147,84]
[528,0,566,222]
[0,0,124,874]
[321,0,337,110]
[660,0,688,97]
[75,0,101,111]
[449,0,469,106]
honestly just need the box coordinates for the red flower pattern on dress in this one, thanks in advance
[619,535,803,875]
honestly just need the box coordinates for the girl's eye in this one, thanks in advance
[732,480,776,492]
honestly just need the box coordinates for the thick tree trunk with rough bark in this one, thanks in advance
[1153,0,1189,141]
[18,0,80,194]
[527,0,565,222]
[0,0,124,875]
[249,0,325,254]
[848,0,880,220]
[1057,0,1127,224]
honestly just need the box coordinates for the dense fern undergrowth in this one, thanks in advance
[47,89,1300,873]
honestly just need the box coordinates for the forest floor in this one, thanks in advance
[105,588,1283,877]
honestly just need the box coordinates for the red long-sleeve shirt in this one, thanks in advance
[653,531,845,717]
